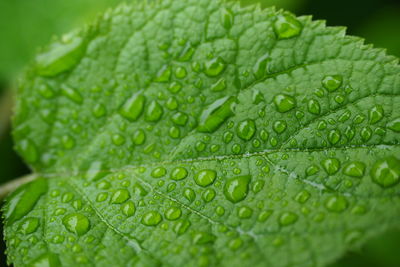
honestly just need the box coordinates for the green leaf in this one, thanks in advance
[4,0,400,266]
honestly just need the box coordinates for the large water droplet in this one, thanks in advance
[111,189,130,204]
[273,14,303,39]
[145,100,164,122]
[236,120,256,141]
[325,195,348,212]
[343,162,366,178]
[119,91,146,122]
[197,96,236,133]
[5,178,48,224]
[62,213,90,236]
[121,201,136,217]
[322,75,343,92]
[223,175,251,203]
[273,94,296,113]
[183,188,196,202]
[371,156,400,188]
[204,57,226,77]
[141,211,162,226]
[36,34,86,77]
[194,170,217,187]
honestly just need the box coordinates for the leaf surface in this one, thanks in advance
[4,0,400,266]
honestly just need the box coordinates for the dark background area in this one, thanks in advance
[0,0,399,266]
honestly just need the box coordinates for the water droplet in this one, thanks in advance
[61,85,83,104]
[221,8,234,29]
[38,84,55,99]
[197,96,236,133]
[252,89,265,104]
[328,129,341,145]
[174,219,191,235]
[5,178,48,224]
[215,206,225,216]
[151,167,166,178]
[360,127,372,141]
[343,162,365,178]
[194,170,217,187]
[223,175,251,203]
[96,192,108,202]
[30,253,61,267]
[371,156,400,188]
[308,99,321,115]
[171,112,188,126]
[178,42,195,62]
[211,78,226,92]
[193,232,216,245]
[112,134,126,146]
[168,81,182,94]
[273,14,303,39]
[170,167,188,181]
[202,188,216,202]
[169,126,181,139]
[258,210,273,222]
[141,211,162,226]
[17,139,39,163]
[165,207,182,220]
[237,206,252,219]
[236,119,256,141]
[339,110,351,122]
[253,54,270,79]
[36,34,86,77]
[119,91,145,122]
[111,189,130,204]
[295,190,310,203]
[132,129,146,145]
[204,57,226,77]
[121,201,136,217]
[175,66,187,79]
[273,94,296,113]
[61,192,74,203]
[369,105,384,124]
[62,213,90,236]
[166,97,178,110]
[322,75,343,92]
[155,65,172,82]
[273,120,287,134]
[61,134,75,149]
[92,103,106,118]
[228,238,243,250]
[145,100,163,122]
[387,117,400,132]
[279,212,298,226]
[18,217,40,234]
[322,158,340,175]
[325,195,348,212]
[183,188,196,202]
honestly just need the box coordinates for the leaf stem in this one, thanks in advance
[0,174,37,200]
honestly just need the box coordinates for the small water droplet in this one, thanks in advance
[17,139,39,163]
[322,158,340,175]
[197,96,236,133]
[175,66,187,79]
[111,189,130,204]
[112,134,126,146]
[308,99,321,115]
[223,175,251,203]
[119,91,145,122]
[204,57,226,77]
[145,100,163,122]
[236,119,256,141]
[274,94,296,113]
[273,120,287,134]
[369,105,384,124]
[141,211,162,226]
[328,129,341,145]
[155,65,172,82]
[62,213,90,236]
[343,162,365,178]
[322,75,343,92]
[165,207,182,220]
[170,167,188,181]
[360,126,372,141]
[61,85,83,104]
[132,129,146,145]
[279,212,298,226]
[18,217,40,234]
[151,167,167,178]
[253,54,270,79]
[325,195,348,212]
[38,84,56,99]
[183,188,196,202]
[211,78,226,92]
[178,42,195,62]
[387,117,400,132]
[202,188,216,202]
[194,170,217,187]
[371,156,400,188]
[294,190,310,203]
[237,206,253,219]
[92,103,106,118]
[121,201,136,217]
[273,14,303,39]
[171,112,188,126]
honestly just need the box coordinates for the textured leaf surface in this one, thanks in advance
[4,0,400,266]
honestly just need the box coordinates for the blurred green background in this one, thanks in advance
[0,0,399,266]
